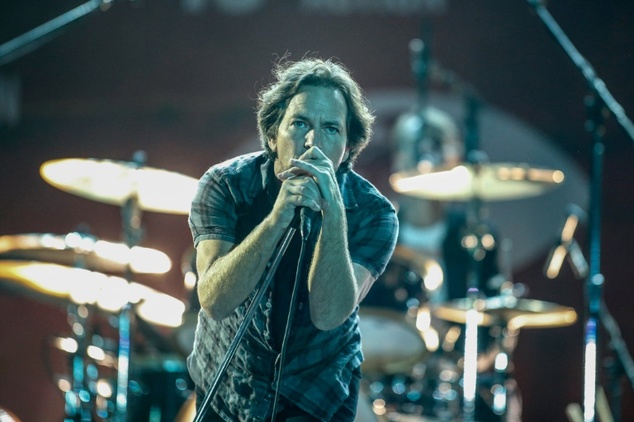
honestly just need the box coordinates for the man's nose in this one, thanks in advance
[304,129,321,149]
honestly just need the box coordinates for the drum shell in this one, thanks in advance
[127,356,193,422]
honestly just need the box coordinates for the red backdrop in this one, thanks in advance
[1,1,633,421]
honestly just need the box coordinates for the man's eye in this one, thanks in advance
[292,121,308,129]
[325,126,340,134]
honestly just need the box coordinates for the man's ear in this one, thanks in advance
[343,146,350,163]
[268,137,277,153]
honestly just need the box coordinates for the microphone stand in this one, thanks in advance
[600,301,634,422]
[526,2,634,420]
[0,0,108,66]
[270,210,314,421]
[193,210,302,422]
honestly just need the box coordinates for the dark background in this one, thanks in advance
[0,0,632,421]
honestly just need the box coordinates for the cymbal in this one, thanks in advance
[40,158,198,214]
[432,295,577,329]
[0,233,171,274]
[0,407,20,422]
[0,260,185,327]
[389,162,565,201]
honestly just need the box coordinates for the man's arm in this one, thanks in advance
[279,148,377,330]
[196,215,285,320]
[306,195,375,331]
[196,174,318,320]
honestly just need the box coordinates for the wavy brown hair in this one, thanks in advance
[256,57,375,171]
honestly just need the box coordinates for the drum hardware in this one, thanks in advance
[389,161,564,203]
[37,151,196,421]
[432,295,578,331]
[384,32,574,420]
[543,207,634,420]
[0,259,186,420]
[0,406,21,422]
[362,355,462,421]
[543,203,588,280]
[525,1,634,420]
[359,245,444,375]
[390,68,566,418]
[47,312,117,421]
[0,261,185,327]
[388,157,552,421]
[39,156,198,215]
[431,290,576,420]
[0,232,172,276]
[63,302,94,422]
[126,354,193,422]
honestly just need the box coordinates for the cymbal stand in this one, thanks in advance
[64,302,93,421]
[460,92,487,422]
[526,1,634,420]
[64,231,98,421]
[461,190,498,421]
[546,210,634,421]
[113,151,146,422]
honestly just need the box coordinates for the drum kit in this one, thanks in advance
[350,32,587,421]
[0,153,197,421]
[0,149,579,422]
[355,142,579,422]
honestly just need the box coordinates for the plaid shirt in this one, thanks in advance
[188,152,398,421]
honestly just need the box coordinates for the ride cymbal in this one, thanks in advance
[432,295,577,329]
[0,232,171,275]
[390,162,565,202]
[0,260,185,327]
[40,158,198,214]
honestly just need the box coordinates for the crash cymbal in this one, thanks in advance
[0,407,21,422]
[40,158,198,214]
[432,295,577,329]
[0,233,171,274]
[389,162,565,201]
[0,260,185,327]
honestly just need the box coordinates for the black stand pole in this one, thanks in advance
[526,1,634,420]
[600,301,634,422]
[526,1,634,143]
[114,151,146,422]
[193,210,302,422]
[461,92,485,422]
[545,215,634,422]
[0,0,107,66]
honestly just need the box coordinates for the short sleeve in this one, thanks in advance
[188,167,238,247]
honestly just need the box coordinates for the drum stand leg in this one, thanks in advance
[478,326,522,422]
[113,150,148,422]
[114,302,133,421]
[64,303,94,422]
[461,195,491,422]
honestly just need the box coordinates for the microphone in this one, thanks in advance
[300,208,318,240]
[544,203,587,279]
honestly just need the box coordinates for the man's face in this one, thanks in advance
[269,85,350,175]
